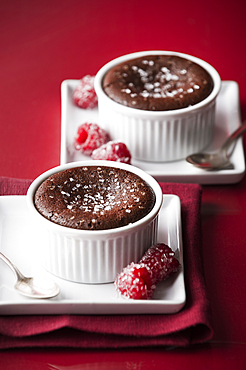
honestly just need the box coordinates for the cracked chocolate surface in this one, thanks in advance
[103,55,213,111]
[34,166,156,230]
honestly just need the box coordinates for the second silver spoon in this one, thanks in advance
[0,252,60,299]
[186,120,246,170]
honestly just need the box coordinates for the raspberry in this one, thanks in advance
[114,243,180,300]
[91,141,131,164]
[114,263,155,300]
[73,75,98,109]
[74,122,109,156]
[140,243,181,283]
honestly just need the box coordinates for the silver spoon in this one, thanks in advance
[186,121,246,170]
[0,252,60,299]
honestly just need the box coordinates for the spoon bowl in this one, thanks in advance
[0,252,60,299]
[186,120,246,170]
[186,152,233,171]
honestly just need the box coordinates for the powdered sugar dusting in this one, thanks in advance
[119,60,202,100]
[60,167,144,215]
[103,55,213,111]
[36,166,155,230]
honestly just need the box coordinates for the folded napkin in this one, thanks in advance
[0,176,213,349]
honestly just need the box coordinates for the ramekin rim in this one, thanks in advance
[94,50,221,116]
[26,160,163,236]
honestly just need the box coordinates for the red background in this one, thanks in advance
[1,0,246,368]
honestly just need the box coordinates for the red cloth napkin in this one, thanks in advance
[0,176,213,349]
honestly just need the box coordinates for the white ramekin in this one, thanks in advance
[94,51,221,162]
[26,160,163,284]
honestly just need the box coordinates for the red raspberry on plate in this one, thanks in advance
[140,243,181,283]
[73,75,98,109]
[91,140,131,164]
[114,243,180,300]
[74,122,109,156]
[114,263,155,300]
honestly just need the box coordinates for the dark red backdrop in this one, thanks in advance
[1,1,246,368]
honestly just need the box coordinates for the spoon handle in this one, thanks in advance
[0,252,25,281]
[221,120,246,153]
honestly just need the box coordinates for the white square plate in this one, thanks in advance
[61,80,245,184]
[0,194,185,315]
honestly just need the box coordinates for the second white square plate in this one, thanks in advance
[61,80,245,184]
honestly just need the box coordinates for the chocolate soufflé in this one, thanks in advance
[34,165,156,230]
[103,54,214,111]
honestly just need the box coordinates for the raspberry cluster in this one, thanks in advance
[74,122,131,163]
[92,141,131,164]
[73,75,98,109]
[115,243,181,300]
[74,122,109,156]
[73,75,132,163]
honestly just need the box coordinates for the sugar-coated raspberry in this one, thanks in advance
[140,243,181,283]
[114,243,180,300]
[73,75,98,109]
[114,263,155,300]
[74,122,109,156]
[91,140,131,164]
